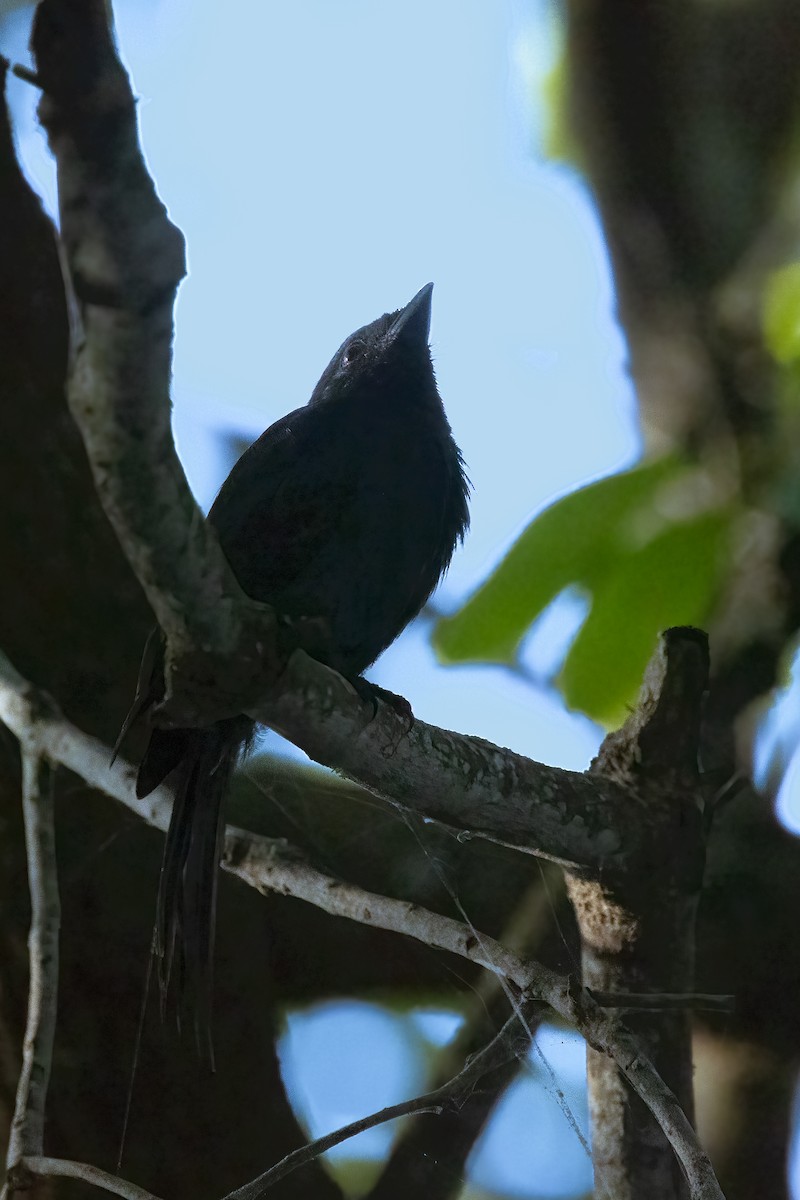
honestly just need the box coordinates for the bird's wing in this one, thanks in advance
[208,406,356,605]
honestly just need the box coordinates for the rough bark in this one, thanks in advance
[564,1,800,1190]
[567,628,708,1199]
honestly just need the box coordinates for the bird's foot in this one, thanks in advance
[348,677,414,729]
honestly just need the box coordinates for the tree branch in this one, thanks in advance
[590,992,734,1014]
[254,649,637,867]
[567,626,709,1199]
[4,743,59,1193]
[0,648,172,833]
[0,647,723,1198]
[26,0,660,879]
[20,6,724,1197]
[31,0,281,721]
[19,1156,163,1200]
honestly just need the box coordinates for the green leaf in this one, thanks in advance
[542,47,582,167]
[763,263,800,365]
[559,510,732,726]
[434,457,681,664]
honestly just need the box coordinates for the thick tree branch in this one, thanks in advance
[568,626,709,1199]
[561,5,800,1192]
[254,649,635,867]
[31,0,281,721]
[27,0,661,879]
[0,648,723,1198]
[0,648,631,986]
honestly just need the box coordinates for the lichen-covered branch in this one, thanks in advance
[0,630,643,875]
[254,648,637,868]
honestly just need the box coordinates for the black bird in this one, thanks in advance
[123,283,470,1049]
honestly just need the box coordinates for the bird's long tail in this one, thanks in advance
[137,718,251,1061]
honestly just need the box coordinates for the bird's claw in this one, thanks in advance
[349,677,414,730]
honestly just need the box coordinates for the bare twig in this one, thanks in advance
[11,63,42,88]
[0,649,172,833]
[591,992,735,1013]
[222,1004,537,1200]
[22,1156,163,1200]
[0,55,41,88]
[5,743,59,1190]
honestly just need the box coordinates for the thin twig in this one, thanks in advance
[22,1156,163,1200]
[11,62,42,87]
[222,1004,537,1200]
[0,649,173,833]
[591,991,735,1013]
[5,744,59,1183]
[0,52,42,87]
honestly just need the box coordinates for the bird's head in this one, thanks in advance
[308,283,438,410]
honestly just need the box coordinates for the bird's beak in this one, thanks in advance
[389,282,433,345]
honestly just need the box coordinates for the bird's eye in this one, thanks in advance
[342,341,364,367]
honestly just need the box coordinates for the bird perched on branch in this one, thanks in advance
[120,283,470,1054]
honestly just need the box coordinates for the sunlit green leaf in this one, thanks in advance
[559,511,732,726]
[329,1159,384,1193]
[763,263,800,365]
[434,458,680,664]
[542,48,582,167]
